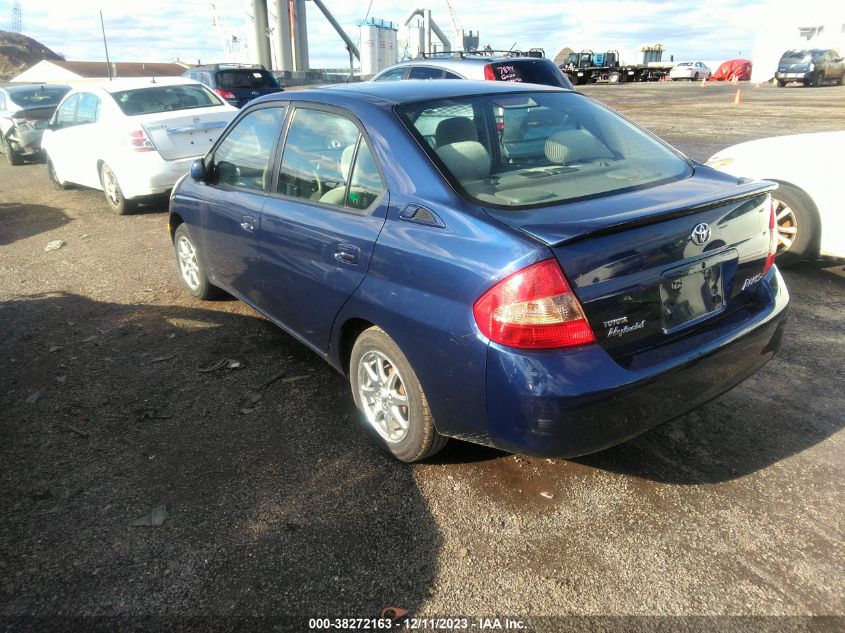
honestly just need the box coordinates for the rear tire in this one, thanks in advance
[100,163,137,215]
[3,136,23,166]
[350,327,448,462]
[173,223,219,299]
[46,158,72,190]
[771,183,819,266]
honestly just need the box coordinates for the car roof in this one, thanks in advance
[381,55,552,72]
[69,77,205,94]
[254,79,568,108]
[3,83,71,93]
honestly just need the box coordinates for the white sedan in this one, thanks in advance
[706,131,845,262]
[42,78,237,214]
[669,62,712,81]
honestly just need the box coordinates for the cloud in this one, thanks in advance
[4,0,770,68]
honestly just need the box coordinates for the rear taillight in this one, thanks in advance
[762,195,777,275]
[483,64,495,81]
[214,88,236,100]
[473,259,596,349]
[125,129,155,152]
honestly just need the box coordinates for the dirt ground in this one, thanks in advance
[1,81,843,632]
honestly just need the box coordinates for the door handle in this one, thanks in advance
[334,244,360,265]
[240,215,256,233]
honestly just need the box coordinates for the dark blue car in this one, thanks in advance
[168,80,788,462]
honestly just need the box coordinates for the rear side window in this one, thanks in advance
[54,94,80,128]
[397,91,690,210]
[408,67,444,80]
[76,93,100,124]
[487,60,570,88]
[212,107,285,191]
[375,67,407,81]
[278,108,384,211]
[111,85,222,116]
[217,70,280,90]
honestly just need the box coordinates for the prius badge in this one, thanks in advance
[691,223,711,245]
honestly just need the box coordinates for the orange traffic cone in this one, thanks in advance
[734,89,742,105]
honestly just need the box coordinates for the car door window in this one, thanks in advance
[444,71,461,79]
[374,67,406,81]
[346,140,385,211]
[76,93,100,124]
[408,66,444,80]
[212,106,285,191]
[277,108,361,206]
[54,94,80,128]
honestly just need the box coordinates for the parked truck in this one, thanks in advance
[561,47,673,85]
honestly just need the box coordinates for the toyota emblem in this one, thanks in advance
[690,223,711,245]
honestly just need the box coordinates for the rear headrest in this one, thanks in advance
[435,141,490,181]
[545,129,614,165]
[435,117,478,147]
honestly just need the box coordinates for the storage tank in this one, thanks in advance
[382,26,398,68]
[361,22,380,75]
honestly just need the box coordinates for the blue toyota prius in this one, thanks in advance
[168,80,788,462]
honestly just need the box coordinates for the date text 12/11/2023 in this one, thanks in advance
[308,616,527,630]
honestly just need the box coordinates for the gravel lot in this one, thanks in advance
[1,81,843,632]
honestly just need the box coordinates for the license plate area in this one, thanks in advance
[660,251,734,333]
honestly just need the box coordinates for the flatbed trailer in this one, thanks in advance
[561,49,672,85]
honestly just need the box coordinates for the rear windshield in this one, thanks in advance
[111,85,223,116]
[780,50,816,62]
[396,91,691,210]
[7,85,70,108]
[488,60,569,88]
[217,69,280,90]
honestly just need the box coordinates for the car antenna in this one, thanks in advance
[100,10,113,81]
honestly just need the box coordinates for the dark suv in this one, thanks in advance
[182,63,284,107]
[775,49,845,87]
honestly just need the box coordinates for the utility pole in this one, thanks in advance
[12,0,22,32]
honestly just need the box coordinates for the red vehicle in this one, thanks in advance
[710,59,752,82]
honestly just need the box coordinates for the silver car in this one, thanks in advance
[0,83,71,165]
[372,53,574,89]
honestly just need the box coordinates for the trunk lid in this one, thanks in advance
[228,87,284,108]
[483,170,777,364]
[11,106,58,129]
[139,107,236,161]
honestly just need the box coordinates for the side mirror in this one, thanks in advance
[190,158,207,182]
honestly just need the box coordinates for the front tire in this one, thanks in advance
[350,327,448,462]
[100,163,137,215]
[776,79,786,87]
[173,224,219,299]
[771,183,819,266]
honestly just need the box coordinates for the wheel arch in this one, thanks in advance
[770,178,822,257]
[336,317,377,377]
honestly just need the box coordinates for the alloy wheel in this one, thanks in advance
[102,167,121,207]
[177,235,201,291]
[773,197,798,253]
[357,350,410,443]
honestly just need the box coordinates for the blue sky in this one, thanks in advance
[1,0,775,67]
